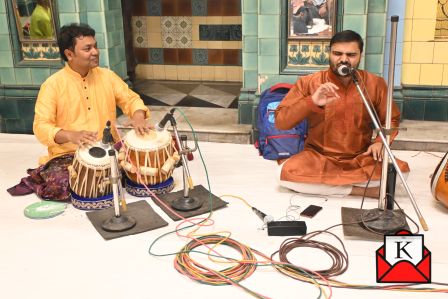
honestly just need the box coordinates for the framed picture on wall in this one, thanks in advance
[288,0,337,39]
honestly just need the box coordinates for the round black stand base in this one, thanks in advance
[361,208,407,234]
[101,215,136,232]
[171,196,203,211]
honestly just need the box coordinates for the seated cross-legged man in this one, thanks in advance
[275,30,409,198]
[8,23,151,201]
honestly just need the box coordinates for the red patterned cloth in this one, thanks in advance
[7,154,74,201]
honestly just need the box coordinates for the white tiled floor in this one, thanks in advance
[1,133,447,299]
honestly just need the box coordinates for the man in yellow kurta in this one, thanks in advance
[7,23,151,201]
[34,23,150,165]
[275,30,409,198]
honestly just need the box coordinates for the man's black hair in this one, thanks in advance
[58,23,95,61]
[330,30,364,53]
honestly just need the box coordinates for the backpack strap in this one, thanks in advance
[269,83,294,92]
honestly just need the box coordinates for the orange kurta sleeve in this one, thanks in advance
[275,74,324,131]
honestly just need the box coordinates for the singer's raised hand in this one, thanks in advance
[311,82,340,107]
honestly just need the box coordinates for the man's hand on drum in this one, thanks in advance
[55,130,97,147]
[70,131,98,147]
[128,110,153,136]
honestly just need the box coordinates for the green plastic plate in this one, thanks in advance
[24,201,67,219]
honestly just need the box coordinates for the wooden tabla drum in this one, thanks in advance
[68,143,113,210]
[430,152,448,208]
[119,130,179,186]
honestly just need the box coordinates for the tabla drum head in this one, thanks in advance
[77,143,110,169]
[24,201,67,219]
[124,129,171,151]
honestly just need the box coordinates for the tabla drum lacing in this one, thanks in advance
[68,143,113,210]
[430,152,448,208]
[118,130,180,186]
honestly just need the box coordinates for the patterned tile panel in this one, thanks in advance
[162,32,177,48]
[21,42,60,60]
[132,16,149,48]
[192,48,208,64]
[150,48,164,64]
[177,32,192,48]
[147,0,162,16]
[199,25,242,41]
[176,16,192,32]
[161,16,192,48]
[161,16,176,32]
[192,0,207,16]
[287,41,330,67]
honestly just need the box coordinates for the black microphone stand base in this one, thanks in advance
[101,215,137,232]
[171,196,203,212]
[361,208,407,234]
[341,207,409,240]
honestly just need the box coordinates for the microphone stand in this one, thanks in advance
[101,124,136,232]
[162,111,202,211]
[349,16,427,232]
[379,16,400,211]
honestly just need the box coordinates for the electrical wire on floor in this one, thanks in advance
[116,109,332,298]
[114,109,447,297]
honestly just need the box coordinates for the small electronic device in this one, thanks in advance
[267,221,307,236]
[300,204,323,218]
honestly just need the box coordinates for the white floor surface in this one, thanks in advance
[1,133,447,299]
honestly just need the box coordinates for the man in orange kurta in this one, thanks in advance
[275,30,409,198]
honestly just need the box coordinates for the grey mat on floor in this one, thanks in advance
[86,200,168,240]
[154,184,228,221]
[341,207,410,241]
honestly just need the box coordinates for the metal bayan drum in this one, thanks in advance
[119,130,179,186]
[68,143,113,210]
[430,152,448,208]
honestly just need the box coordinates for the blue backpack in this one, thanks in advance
[255,83,308,160]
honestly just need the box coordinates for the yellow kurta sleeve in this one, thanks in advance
[108,70,150,119]
[33,81,62,147]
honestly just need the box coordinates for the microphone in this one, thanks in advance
[337,64,354,76]
[252,207,274,224]
[101,120,112,146]
[155,109,175,132]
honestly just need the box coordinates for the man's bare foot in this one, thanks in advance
[350,186,380,198]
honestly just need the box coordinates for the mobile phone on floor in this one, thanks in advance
[300,204,323,218]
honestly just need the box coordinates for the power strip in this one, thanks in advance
[267,220,307,236]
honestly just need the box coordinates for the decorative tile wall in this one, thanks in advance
[132,0,241,17]
[132,0,242,81]
[161,16,192,48]
[402,0,448,86]
[21,42,60,60]
[0,0,129,134]
[287,42,330,67]
[132,16,149,48]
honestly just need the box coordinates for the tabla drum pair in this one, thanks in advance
[118,129,179,197]
[68,143,114,210]
[430,151,448,208]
